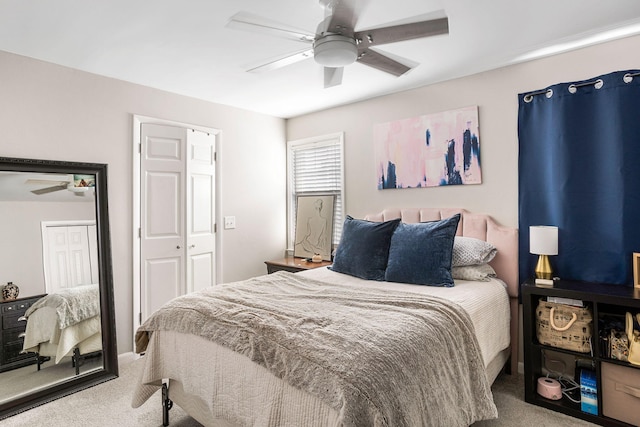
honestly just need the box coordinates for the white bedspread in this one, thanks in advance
[299,267,511,369]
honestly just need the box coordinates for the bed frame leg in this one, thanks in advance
[73,348,80,375]
[162,382,173,426]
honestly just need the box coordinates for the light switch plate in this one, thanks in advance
[224,216,236,229]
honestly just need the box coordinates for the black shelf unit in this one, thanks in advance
[522,280,640,427]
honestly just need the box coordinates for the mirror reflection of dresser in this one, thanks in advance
[0,295,45,372]
[0,157,118,420]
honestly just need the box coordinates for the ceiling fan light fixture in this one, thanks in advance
[313,35,357,67]
[68,185,90,193]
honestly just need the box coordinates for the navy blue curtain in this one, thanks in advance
[519,70,640,286]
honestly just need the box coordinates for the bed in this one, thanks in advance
[21,283,102,375]
[133,208,518,427]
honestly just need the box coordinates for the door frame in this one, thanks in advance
[132,115,222,347]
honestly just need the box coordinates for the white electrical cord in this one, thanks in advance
[543,352,582,403]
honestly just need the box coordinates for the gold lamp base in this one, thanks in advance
[535,254,553,280]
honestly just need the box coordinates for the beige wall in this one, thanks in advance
[286,34,640,228]
[0,50,287,353]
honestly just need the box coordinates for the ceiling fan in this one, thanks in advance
[26,175,92,196]
[226,0,449,88]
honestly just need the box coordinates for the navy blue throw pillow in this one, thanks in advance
[330,216,401,280]
[385,214,461,287]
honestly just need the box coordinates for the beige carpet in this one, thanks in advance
[0,355,102,404]
[2,357,597,427]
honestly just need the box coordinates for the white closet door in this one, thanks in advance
[66,225,93,286]
[87,224,99,284]
[186,130,216,293]
[44,224,95,293]
[138,122,217,324]
[46,226,71,291]
[140,123,187,321]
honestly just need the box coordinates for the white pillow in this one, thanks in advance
[452,236,497,267]
[452,264,497,281]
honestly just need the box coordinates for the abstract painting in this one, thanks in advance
[374,106,482,189]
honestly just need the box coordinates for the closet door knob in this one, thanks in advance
[189,244,196,249]
[176,245,182,249]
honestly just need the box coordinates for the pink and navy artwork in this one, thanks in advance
[374,106,482,189]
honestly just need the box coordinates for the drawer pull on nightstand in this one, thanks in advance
[18,333,26,339]
[549,307,577,331]
[17,316,27,322]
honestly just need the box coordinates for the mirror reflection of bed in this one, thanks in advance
[0,170,103,405]
[23,283,103,370]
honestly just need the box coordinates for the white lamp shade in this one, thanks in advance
[529,226,558,255]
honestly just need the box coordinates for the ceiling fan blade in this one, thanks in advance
[226,12,315,43]
[324,67,344,88]
[323,0,370,36]
[354,17,448,48]
[31,184,68,195]
[247,48,314,73]
[25,178,69,186]
[356,48,411,76]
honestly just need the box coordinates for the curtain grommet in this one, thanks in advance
[569,79,603,94]
[624,73,634,84]
[523,88,553,103]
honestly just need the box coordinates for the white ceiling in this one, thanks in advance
[1,0,640,118]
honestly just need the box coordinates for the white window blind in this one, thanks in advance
[288,133,344,250]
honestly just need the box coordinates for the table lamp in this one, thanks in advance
[529,226,558,285]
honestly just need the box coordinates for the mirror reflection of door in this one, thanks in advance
[0,171,103,406]
[42,221,99,293]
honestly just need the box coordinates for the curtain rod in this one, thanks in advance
[523,72,640,102]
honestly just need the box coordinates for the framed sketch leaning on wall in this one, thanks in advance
[294,194,335,261]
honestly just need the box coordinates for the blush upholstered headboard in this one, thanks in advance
[364,208,519,374]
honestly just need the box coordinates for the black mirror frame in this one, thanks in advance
[0,157,118,420]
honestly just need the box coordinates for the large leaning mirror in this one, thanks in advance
[0,157,117,420]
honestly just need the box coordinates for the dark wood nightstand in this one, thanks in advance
[265,256,332,274]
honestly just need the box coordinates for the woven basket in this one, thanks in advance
[536,299,593,353]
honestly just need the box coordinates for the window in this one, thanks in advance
[287,133,344,251]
